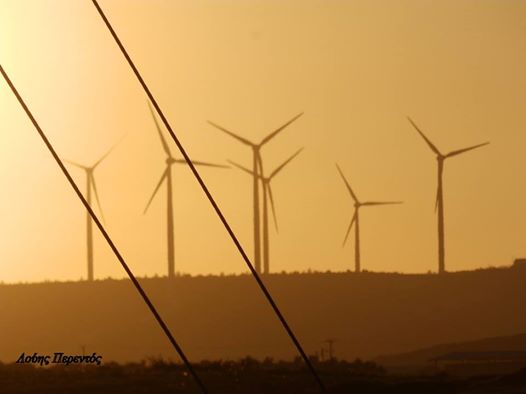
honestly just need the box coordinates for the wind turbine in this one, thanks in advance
[145,102,228,279]
[229,148,304,274]
[65,144,119,281]
[207,113,303,273]
[407,117,489,274]
[323,338,337,361]
[336,164,402,273]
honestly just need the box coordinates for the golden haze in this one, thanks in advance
[1,0,525,282]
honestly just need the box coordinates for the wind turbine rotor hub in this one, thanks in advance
[166,158,175,165]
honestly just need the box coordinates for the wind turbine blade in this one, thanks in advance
[93,134,126,169]
[407,116,441,155]
[260,112,303,146]
[227,160,254,176]
[267,183,279,233]
[335,164,359,203]
[445,142,489,158]
[64,159,87,170]
[343,211,357,246]
[256,151,265,178]
[172,159,229,168]
[144,168,168,214]
[148,100,172,157]
[269,147,304,179]
[361,201,403,206]
[207,120,254,146]
[90,175,105,223]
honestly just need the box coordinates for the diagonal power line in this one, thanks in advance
[90,1,326,392]
[0,65,209,394]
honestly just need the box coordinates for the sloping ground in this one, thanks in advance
[0,267,525,363]
[375,333,526,368]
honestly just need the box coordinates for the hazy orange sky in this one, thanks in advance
[1,0,525,283]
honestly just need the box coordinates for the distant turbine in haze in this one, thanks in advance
[336,164,402,273]
[65,141,122,281]
[407,116,489,274]
[208,113,303,273]
[145,102,228,279]
[229,148,304,274]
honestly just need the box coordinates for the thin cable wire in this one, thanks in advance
[90,1,326,392]
[0,64,208,394]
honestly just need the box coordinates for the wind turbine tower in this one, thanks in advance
[229,148,303,274]
[66,144,119,281]
[336,164,402,273]
[208,113,303,273]
[407,117,489,274]
[145,102,228,279]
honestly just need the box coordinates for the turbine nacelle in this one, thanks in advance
[228,147,303,234]
[208,113,304,151]
[336,164,402,252]
[408,116,489,161]
[144,103,228,215]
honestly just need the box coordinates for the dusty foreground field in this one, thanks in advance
[2,359,526,394]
